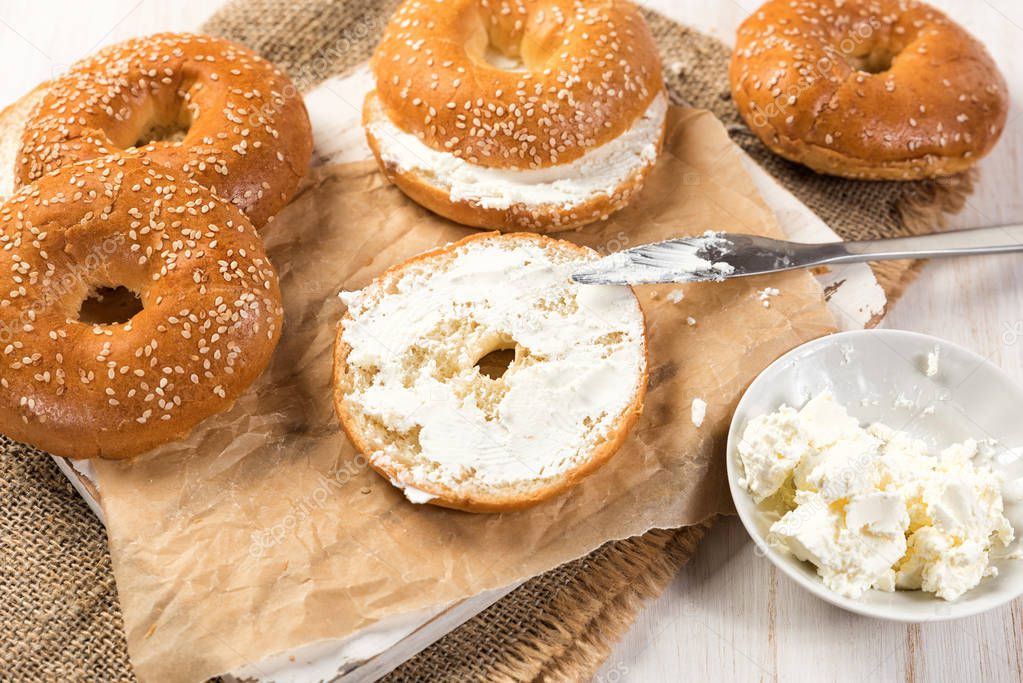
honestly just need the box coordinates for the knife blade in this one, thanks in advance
[572,225,1023,286]
[571,232,810,285]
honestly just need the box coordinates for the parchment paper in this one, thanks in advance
[91,107,836,683]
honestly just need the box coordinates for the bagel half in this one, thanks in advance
[364,91,667,232]
[365,0,667,231]
[332,232,648,512]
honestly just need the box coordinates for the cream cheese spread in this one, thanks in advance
[587,231,735,284]
[926,346,940,377]
[367,92,668,211]
[691,398,707,428]
[339,238,646,500]
[738,392,1014,600]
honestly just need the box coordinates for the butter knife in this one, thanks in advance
[571,225,1023,285]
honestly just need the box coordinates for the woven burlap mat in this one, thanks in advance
[1,1,974,681]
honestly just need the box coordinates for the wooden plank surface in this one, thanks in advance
[1,0,1021,681]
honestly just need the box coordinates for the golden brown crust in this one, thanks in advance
[0,84,47,199]
[371,0,663,170]
[16,33,313,226]
[729,0,1008,180]
[331,232,648,513]
[0,156,283,459]
[362,91,664,232]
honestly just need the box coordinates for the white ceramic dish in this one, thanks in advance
[727,329,1023,622]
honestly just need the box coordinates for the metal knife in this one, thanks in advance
[571,224,1023,285]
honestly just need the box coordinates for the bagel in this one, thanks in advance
[365,0,666,232]
[729,0,1008,180]
[332,232,648,512]
[0,85,47,200]
[0,156,283,459]
[16,33,313,226]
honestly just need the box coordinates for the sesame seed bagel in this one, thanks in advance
[729,0,1008,180]
[0,156,283,460]
[16,33,313,226]
[366,0,666,231]
[0,84,47,200]
[333,232,648,513]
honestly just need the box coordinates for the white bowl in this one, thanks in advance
[726,329,1023,622]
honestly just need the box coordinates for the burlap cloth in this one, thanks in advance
[0,1,975,681]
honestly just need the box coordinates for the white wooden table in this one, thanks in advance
[1,1,1021,680]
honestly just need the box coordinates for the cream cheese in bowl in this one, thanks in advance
[727,329,1023,621]
[738,391,1013,601]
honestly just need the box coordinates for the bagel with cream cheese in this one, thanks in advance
[333,232,648,512]
[365,0,667,232]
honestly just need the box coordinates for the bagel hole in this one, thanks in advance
[78,286,143,325]
[475,346,517,380]
[132,98,193,148]
[846,46,896,74]
[482,45,527,72]
[466,14,531,72]
[134,120,190,147]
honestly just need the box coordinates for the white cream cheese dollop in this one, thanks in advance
[339,238,646,501]
[690,398,707,428]
[738,392,1015,601]
[367,92,667,211]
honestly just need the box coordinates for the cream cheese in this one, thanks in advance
[396,483,437,505]
[926,346,940,377]
[339,238,646,500]
[367,92,668,211]
[691,398,707,428]
[739,392,1015,600]
[587,231,736,283]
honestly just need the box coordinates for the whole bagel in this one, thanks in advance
[0,156,283,459]
[729,0,1008,180]
[365,0,666,231]
[16,33,313,226]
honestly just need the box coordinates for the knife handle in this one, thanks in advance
[836,224,1023,262]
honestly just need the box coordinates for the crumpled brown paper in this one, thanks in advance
[90,107,836,682]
